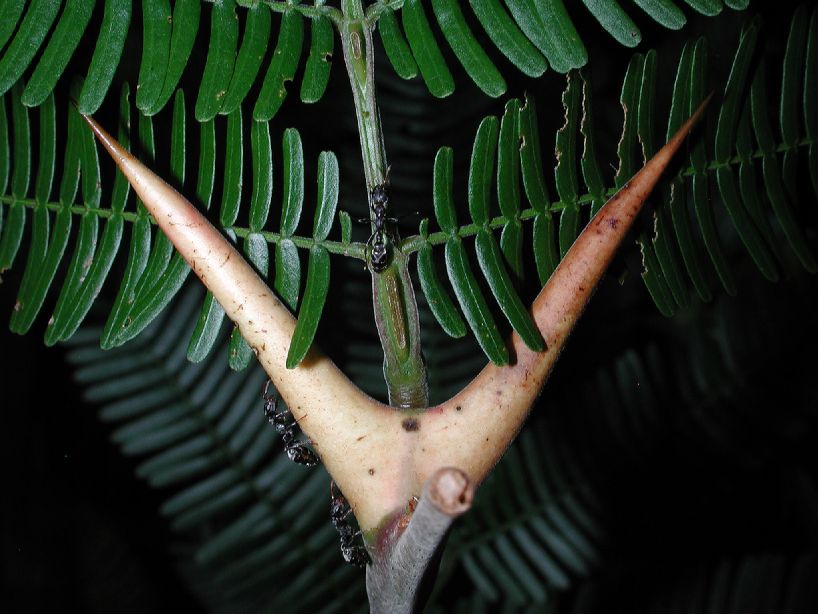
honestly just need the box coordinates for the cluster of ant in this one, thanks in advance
[263,382,370,567]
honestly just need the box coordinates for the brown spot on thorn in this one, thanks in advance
[357,435,367,441]
[402,418,419,432]
[368,468,375,476]
[456,405,462,411]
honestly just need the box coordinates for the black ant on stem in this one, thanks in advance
[262,381,319,467]
[330,482,371,567]
[359,173,395,274]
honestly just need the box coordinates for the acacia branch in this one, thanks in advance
[84,96,708,534]
[366,467,473,614]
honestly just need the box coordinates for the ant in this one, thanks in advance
[330,482,371,567]
[359,171,397,274]
[263,381,319,467]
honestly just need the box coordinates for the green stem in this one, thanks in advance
[340,0,428,408]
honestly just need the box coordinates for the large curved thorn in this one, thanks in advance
[81,115,405,527]
[412,96,712,494]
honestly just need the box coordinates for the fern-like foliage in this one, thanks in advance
[403,7,817,362]
[0,0,746,119]
[0,80,344,368]
[377,0,752,97]
[2,6,814,368]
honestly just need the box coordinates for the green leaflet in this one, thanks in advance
[445,236,508,366]
[155,0,201,114]
[506,0,585,73]
[715,21,758,162]
[220,107,244,227]
[468,116,500,226]
[402,0,455,98]
[301,15,334,103]
[196,119,216,211]
[555,72,581,257]
[518,95,550,215]
[555,73,581,205]
[313,150,339,241]
[632,0,686,30]
[683,0,722,17]
[475,230,544,352]
[254,11,304,121]
[532,213,559,285]
[579,72,606,216]
[0,0,60,97]
[0,92,7,203]
[9,83,30,200]
[187,293,227,363]
[637,50,658,159]
[0,84,29,270]
[275,238,301,312]
[78,0,132,114]
[281,128,304,237]
[417,237,467,338]
[0,0,25,53]
[615,53,642,188]
[780,5,808,150]
[286,245,330,368]
[432,0,506,98]
[249,119,273,233]
[433,147,458,234]
[196,0,240,121]
[469,0,548,78]
[136,0,172,114]
[221,2,270,114]
[12,207,72,335]
[639,236,676,317]
[498,100,523,279]
[21,0,95,107]
[339,210,352,244]
[581,0,641,47]
[378,7,419,80]
[34,93,56,206]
